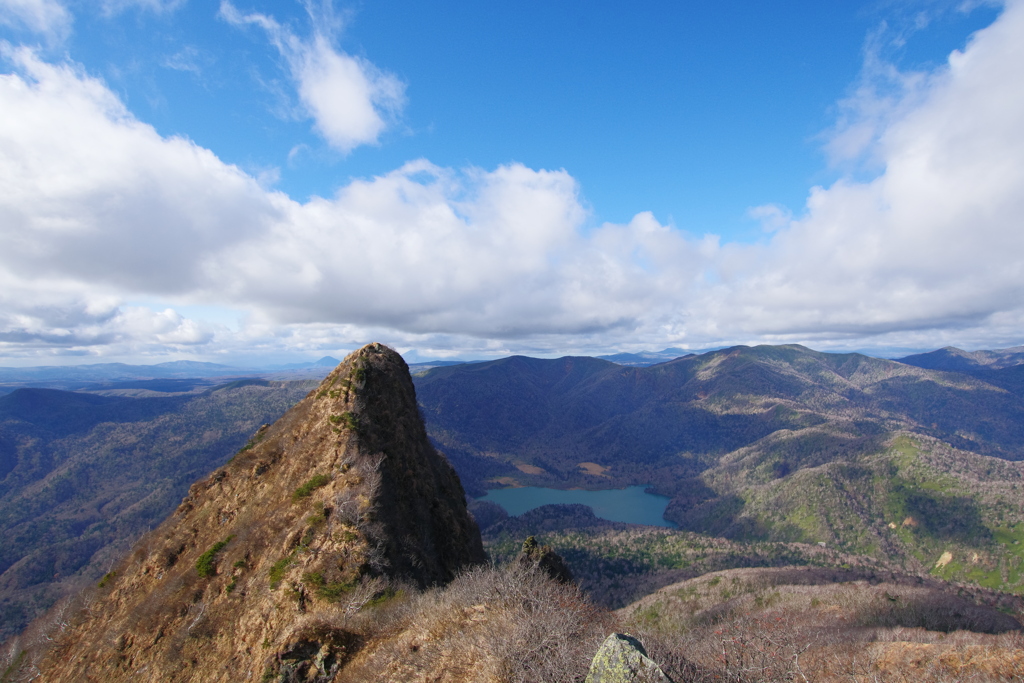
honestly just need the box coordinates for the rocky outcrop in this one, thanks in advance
[518,535,574,584]
[33,343,485,682]
[585,633,673,683]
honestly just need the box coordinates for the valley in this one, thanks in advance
[1,343,1024,681]
[415,345,1024,596]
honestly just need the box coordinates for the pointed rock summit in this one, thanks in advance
[36,343,485,682]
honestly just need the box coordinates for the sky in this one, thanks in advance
[0,0,1022,365]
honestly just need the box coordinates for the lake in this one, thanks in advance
[476,485,676,528]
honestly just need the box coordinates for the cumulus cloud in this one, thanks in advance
[219,1,405,153]
[1,0,1024,360]
[706,0,1024,341]
[0,47,284,294]
[215,165,701,337]
[0,45,702,356]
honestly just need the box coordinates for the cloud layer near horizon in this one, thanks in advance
[1,0,1024,361]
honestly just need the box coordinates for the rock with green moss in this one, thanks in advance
[585,633,672,683]
[517,535,574,584]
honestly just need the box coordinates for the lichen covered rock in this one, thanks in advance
[585,633,673,683]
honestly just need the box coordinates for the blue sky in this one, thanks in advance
[0,0,1022,364]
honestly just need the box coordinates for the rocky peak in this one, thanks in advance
[35,343,485,682]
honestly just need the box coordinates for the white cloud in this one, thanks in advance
[208,162,702,338]
[162,46,207,75]
[0,47,284,294]
[100,0,185,15]
[0,0,70,37]
[1,0,1024,361]
[0,46,702,357]
[219,1,405,153]
[0,276,214,357]
[704,0,1024,341]
[747,204,792,232]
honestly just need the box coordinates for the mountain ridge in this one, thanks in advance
[32,343,485,682]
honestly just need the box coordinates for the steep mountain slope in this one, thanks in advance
[31,344,485,682]
[0,380,315,642]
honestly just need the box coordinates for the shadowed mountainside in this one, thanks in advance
[415,345,1024,494]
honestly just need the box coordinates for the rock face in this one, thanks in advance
[585,633,673,683]
[35,343,485,682]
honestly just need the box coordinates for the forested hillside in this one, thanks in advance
[416,345,1024,593]
[0,379,316,641]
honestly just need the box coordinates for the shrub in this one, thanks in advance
[328,412,359,432]
[365,587,400,609]
[236,427,268,454]
[97,571,116,588]
[195,536,235,578]
[306,504,327,527]
[302,571,355,602]
[338,563,609,683]
[269,552,296,588]
[293,475,331,502]
[2,650,26,682]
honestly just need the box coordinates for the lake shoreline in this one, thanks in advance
[476,485,676,528]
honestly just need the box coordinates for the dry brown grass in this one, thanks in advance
[624,567,1024,682]
[337,562,612,683]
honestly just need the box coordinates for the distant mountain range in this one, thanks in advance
[257,355,341,370]
[898,345,1024,372]
[12,341,996,394]
[594,347,693,366]
[0,357,342,393]
[0,346,716,393]
[0,360,245,385]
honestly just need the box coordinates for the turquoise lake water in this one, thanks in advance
[477,485,676,528]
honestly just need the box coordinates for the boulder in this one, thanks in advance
[585,633,673,683]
